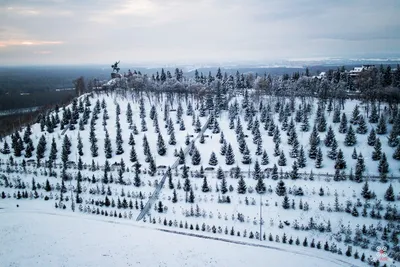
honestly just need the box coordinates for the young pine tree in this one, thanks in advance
[372,138,382,161]
[202,177,210,192]
[315,148,323,168]
[344,125,357,146]
[208,152,218,166]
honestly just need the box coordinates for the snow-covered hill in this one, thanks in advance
[0,89,399,266]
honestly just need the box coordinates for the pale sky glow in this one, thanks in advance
[0,0,400,65]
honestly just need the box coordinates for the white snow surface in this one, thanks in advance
[0,201,357,267]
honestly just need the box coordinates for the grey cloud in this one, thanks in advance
[0,0,399,65]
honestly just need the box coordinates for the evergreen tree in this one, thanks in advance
[327,137,338,160]
[129,144,137,162]
[369,103,379,123]
[219,131,225,144]
[148,154,157,176]
[1,140,10,154]
[267,164,277,181]
[61,135,71,166]
[317,114,327,132]
[289,132,299,158]
[333,168,341,182]
[378,153,389,174]
[139,97,146,118]
[333,108,341,123]
[255,138,263,156]
[273,142,280,157]
[209,152,218,166]
[126,103,133,125]
[45,179,51,191]
[344,125,357,146]
[338,113,348,133]
[115,123,124,155]
[350,105,360,124]
[387,129,399,147]
[355,153,365,182]
[225,144,235,165]
[104,130,112,158]
[282,195,290,209]
[315,148,323,168]
[372,138,382,160]
[352,148,357,159]
[252,159,262,180]
[261,150,269,165]
[23,124,32,143]
[167,167,174,189]
[178,148,185,165]
[376,114,387,134]
[361,181,372,199]
[335,149,346,169]
[49,137,58,162]
[172,189,178,203]
[384,184,395,201]
[220,174,228,194]
[278,150,287,166]
[191,147,201,165]
[301,112,310,132]
[308,125,319,159]
[367,128,377,146]
[188,188,195,203]
[356,115,368,134]
[237,176,247,194]
[169,130,177,145]
[157,133,167,156]
[202,177,210,192]
[77,133,83,156]
[220,139,227,155]
[275,180,286,196]
[13,138,23,157]
[133,162,141,187]
[393,142,400,160]
[273,127,281,144]
[128,133,135,146]
[324,126,335,147]
[298,146,306,168]
[290,160,299,180]
[255,174,266,194]
[24,139,34,158]
[36,135,47,160]
[90,138,98,157]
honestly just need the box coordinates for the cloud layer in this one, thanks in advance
[1,0,399,65]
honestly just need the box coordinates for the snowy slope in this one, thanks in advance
[0,91,399,267]
[0,202,359,267]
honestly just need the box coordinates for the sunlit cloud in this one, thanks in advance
[88,0,161,24]
[1,5,72,17]
[34,50,52,54]
[0,40,63,48]
[3,6,40,15]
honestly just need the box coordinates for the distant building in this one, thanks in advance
[349,65,375,77]
[312,72,326,79]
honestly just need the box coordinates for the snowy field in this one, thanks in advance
[0,201,358,267]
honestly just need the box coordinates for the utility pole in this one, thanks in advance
[259,193,262,241]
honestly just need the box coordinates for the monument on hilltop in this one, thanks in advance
[111,61,122,78]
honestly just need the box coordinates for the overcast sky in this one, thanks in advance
[1,0,400,65]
